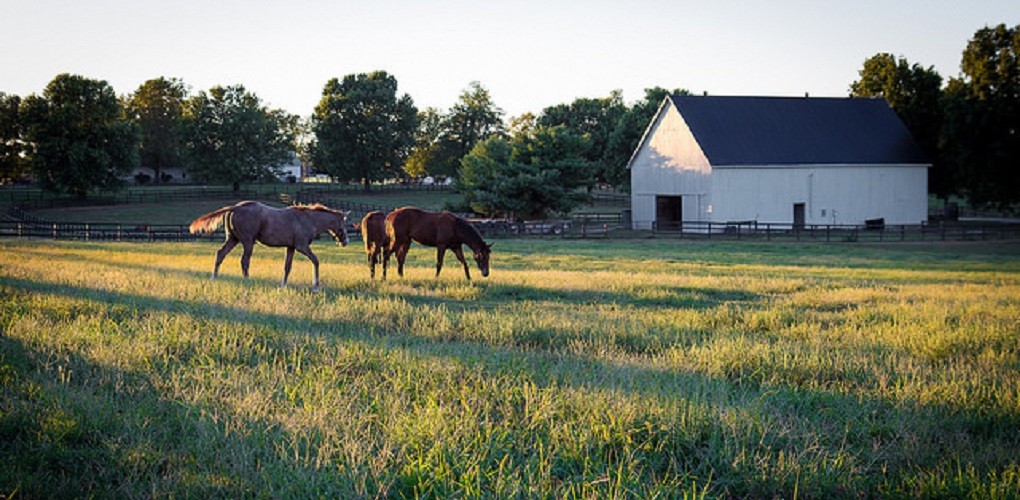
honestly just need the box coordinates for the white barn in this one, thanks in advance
[628,95,930,230]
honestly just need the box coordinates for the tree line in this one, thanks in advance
[1,23,1017,216]
[849,24,1019,209]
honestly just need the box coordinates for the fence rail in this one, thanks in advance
[0,221,221,242]
[649,220,1020,242]
[2,214,1018,244]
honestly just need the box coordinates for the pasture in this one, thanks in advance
[1,238,1019,497]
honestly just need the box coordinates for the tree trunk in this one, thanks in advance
[362,178,371,192]
[232,181,240,192]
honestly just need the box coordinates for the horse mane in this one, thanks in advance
[290,203,343,216]
[454,215,487,250]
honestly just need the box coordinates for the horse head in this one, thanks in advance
[473,242,493,278]
[327,210,351,247]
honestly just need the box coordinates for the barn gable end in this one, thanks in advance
[628,98,714,229]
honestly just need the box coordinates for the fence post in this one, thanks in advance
[52,223,58,239]
[17,222,23,238]
[85,224,90,242]
[117,224,122,242]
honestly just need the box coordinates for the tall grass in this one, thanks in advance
[1,239,1018,497]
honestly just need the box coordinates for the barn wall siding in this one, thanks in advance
[712,166,929,225]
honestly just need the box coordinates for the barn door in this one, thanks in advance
[793,203,806,231]
[656,196,682,230]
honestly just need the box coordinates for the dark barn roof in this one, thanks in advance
[669,95,930,166]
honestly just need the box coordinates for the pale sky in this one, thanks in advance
[2,1,1018,119]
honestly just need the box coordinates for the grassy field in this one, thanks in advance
[1,238,1019,498]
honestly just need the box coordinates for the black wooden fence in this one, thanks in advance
[649,220,1020,242]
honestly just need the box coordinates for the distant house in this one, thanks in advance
[275,152,304,182]
[127,151,306,184]
[628,95,930,229]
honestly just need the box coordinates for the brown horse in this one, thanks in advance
[384,207,492,280]
[189,201,349,291]
[354,211,388,279]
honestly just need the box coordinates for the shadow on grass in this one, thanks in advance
[3,273,1018,497]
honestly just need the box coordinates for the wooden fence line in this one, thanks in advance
[648,220,1020,242]
[2,218,1017,243]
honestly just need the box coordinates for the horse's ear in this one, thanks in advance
[487,242,494,250]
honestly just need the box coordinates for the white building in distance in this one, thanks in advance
[628,95,930,230]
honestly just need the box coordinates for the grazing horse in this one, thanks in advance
[189,201,349,291]
[354,211,388,279]
[384,207,492,280]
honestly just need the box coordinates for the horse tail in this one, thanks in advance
[189,206,233,234]
[384,212,398,250]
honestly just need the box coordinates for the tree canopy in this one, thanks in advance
[537,92,625,186]
[458,125,592,219]
[182,84,296,190]
[125,77,189,184]
[20,74,138,197]
[941,24,1020,207]
[405,82,506,180]
[311,71,418,190]
[0,92,27,183]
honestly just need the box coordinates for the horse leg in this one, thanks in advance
[282,247,295,287]
[396,243,410,278]
[240,242,254,278]
[296,245,320,292]
[213,238,238,279]
[452,246,471,280]
[368,246,377,279]
[435,246,447,277]
[381,244,392,280]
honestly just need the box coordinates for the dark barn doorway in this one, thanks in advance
[793,203,806,231]
[656,196,682,229]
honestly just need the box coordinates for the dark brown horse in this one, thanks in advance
[354,210,388,279]
[189,201,349,291]
[384,207,492,280]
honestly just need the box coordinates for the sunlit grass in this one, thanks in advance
[1,239,1018,497]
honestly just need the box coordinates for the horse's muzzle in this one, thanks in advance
[329,230,349,247]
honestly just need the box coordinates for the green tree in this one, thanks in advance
[310,71,417,190]
[603,87,688,189]
[537,91,625,186]
[182,84,296,191]
[20,74,138,197]
[125,77,188,184]
[941,24,1020,208]
[440,81,505,176]
[458,125,592,219]
[405,107,451,179]
[850,53,945,195]
[507,112,537,140]
[0,92,28,183]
